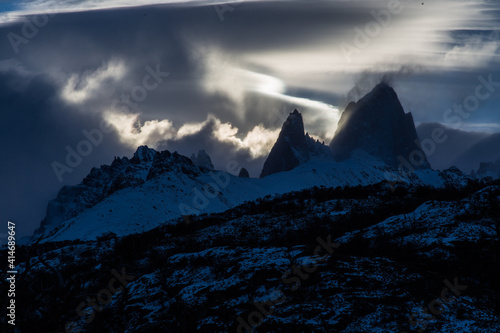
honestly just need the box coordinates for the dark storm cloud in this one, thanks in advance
[0,3,328,238]
[0,1,347,140]
[343,65,424,107]
[1,0,500,238]
[0,67,130,238]
[0,3,342,132]
[0,1,383,57]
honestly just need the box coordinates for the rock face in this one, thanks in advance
[260,110,308,178]
[34,145,201,238]
[260,109,331,178]
[146,150,199,180]
[238,167,250,178]
[330,82,430,169]
[132,145,156,163]
[190,149,214,171]
[261,85,428,179]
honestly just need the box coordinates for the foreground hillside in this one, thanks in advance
[3,179,500,332]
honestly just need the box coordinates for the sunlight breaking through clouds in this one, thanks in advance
[104,111,280,158]
[61,60,126,104]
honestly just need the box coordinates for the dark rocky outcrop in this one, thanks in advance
[34,145,201,238]
[260,110,330,178]
[190,149,214,171]
[330,82,430,169]
[238,167,250,178]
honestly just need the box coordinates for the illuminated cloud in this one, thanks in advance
[61,60,126,104]
[103,110,177,147]
[200,48,286,116]
[241,124,281,158]
[199,46,340,139]
[104,110,279,158]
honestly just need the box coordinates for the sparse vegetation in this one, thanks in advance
[2,179,500,332]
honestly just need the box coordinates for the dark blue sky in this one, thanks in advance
[0,1,16,13]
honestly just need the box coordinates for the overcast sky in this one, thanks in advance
[1,0,500,238]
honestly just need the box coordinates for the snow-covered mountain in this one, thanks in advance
[35,149,467,243]
[32,83,474,243]
[34,146,159,237]
[190,149,214,171]
[260,109,331,178]
[330,82,430,169]
[261,82,430,179]
[10,83,500,333]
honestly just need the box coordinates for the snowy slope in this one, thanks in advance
[40,148,469,243]
[17,180,500,333]
[336,185,500,258]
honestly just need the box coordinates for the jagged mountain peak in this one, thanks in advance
[35,147,202,238]
[280,109,306,145]
[260,109,332,178]
[370,81,394,94]
[147,149,200,180]
[190,149,214,171]
[132,145,156,163]
[330,82,430,169]
[359,82,400,114]
[238,167,250,178]
[260,109,309,178]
